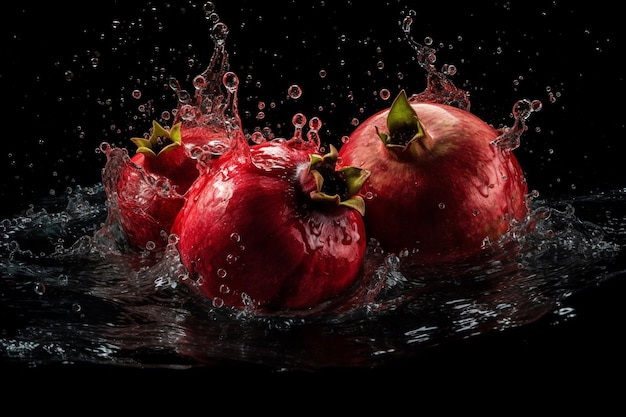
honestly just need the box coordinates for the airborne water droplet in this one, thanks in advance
[288,84,302,99]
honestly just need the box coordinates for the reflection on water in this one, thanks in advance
[1,185,624,370]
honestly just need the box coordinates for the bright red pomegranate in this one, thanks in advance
[171,134,371,312]
[110,120,227,251]
[338,90,529,264]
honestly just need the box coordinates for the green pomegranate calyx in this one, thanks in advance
[131,120,182,157]
[376,90,432,160]
[308,144,370,216]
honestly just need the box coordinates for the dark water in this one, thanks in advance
[2,184,624,372]
[2,186,625,417]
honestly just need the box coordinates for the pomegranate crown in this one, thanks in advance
[131,120,182,157]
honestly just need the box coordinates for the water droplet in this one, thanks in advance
[384,254,401,271]
[57,274,69,285]
[292,113,306,129]
[179,104,197,121]
[287,84,302,99]
[211,22,229,44]
[193,75,207,89]
[222,71,239,93]
[34,282,46,295]
[251,131,266,144]
[309,116,322,131]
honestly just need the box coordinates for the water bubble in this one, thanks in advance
[530,99,542,112]
[34,282,46,295]
[177,90,191,103]
[168,77,180,91]
[292,113,306,129]
[145,241,156,251]
[179,104,197,121]
[438,202,446,209]
[211,22,229,44]
[207,12,220,24]
[212,297,224,308]
[230,232,241,243]
[384,254,401,271]
[379,89,391,100]
[309,116,322,131]
[251,131,266,144]
[64,70,74,81]
[193,75,207,89]
[203,1,216,15]
[222,71,239,93]
[401,16,413,34]
[287,84,302,99]
[217,268,227,279]
[319,69,327,78]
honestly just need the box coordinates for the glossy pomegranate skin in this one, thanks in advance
[114,124,228,250]
[339,102,528,264]
[171,139,367,311]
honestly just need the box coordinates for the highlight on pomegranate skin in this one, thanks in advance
[338,90,532,264]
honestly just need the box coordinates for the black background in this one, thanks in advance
[2,1,624,416]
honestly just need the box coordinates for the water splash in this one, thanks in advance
[1,185,623,369]
[400,10,542,155]
[169,6,231,127]
[400,10,471,110]
[492,98,543,150]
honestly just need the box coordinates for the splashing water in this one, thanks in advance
[1,5,625,371]
[400,10,471,111]
[1,184,624,369]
